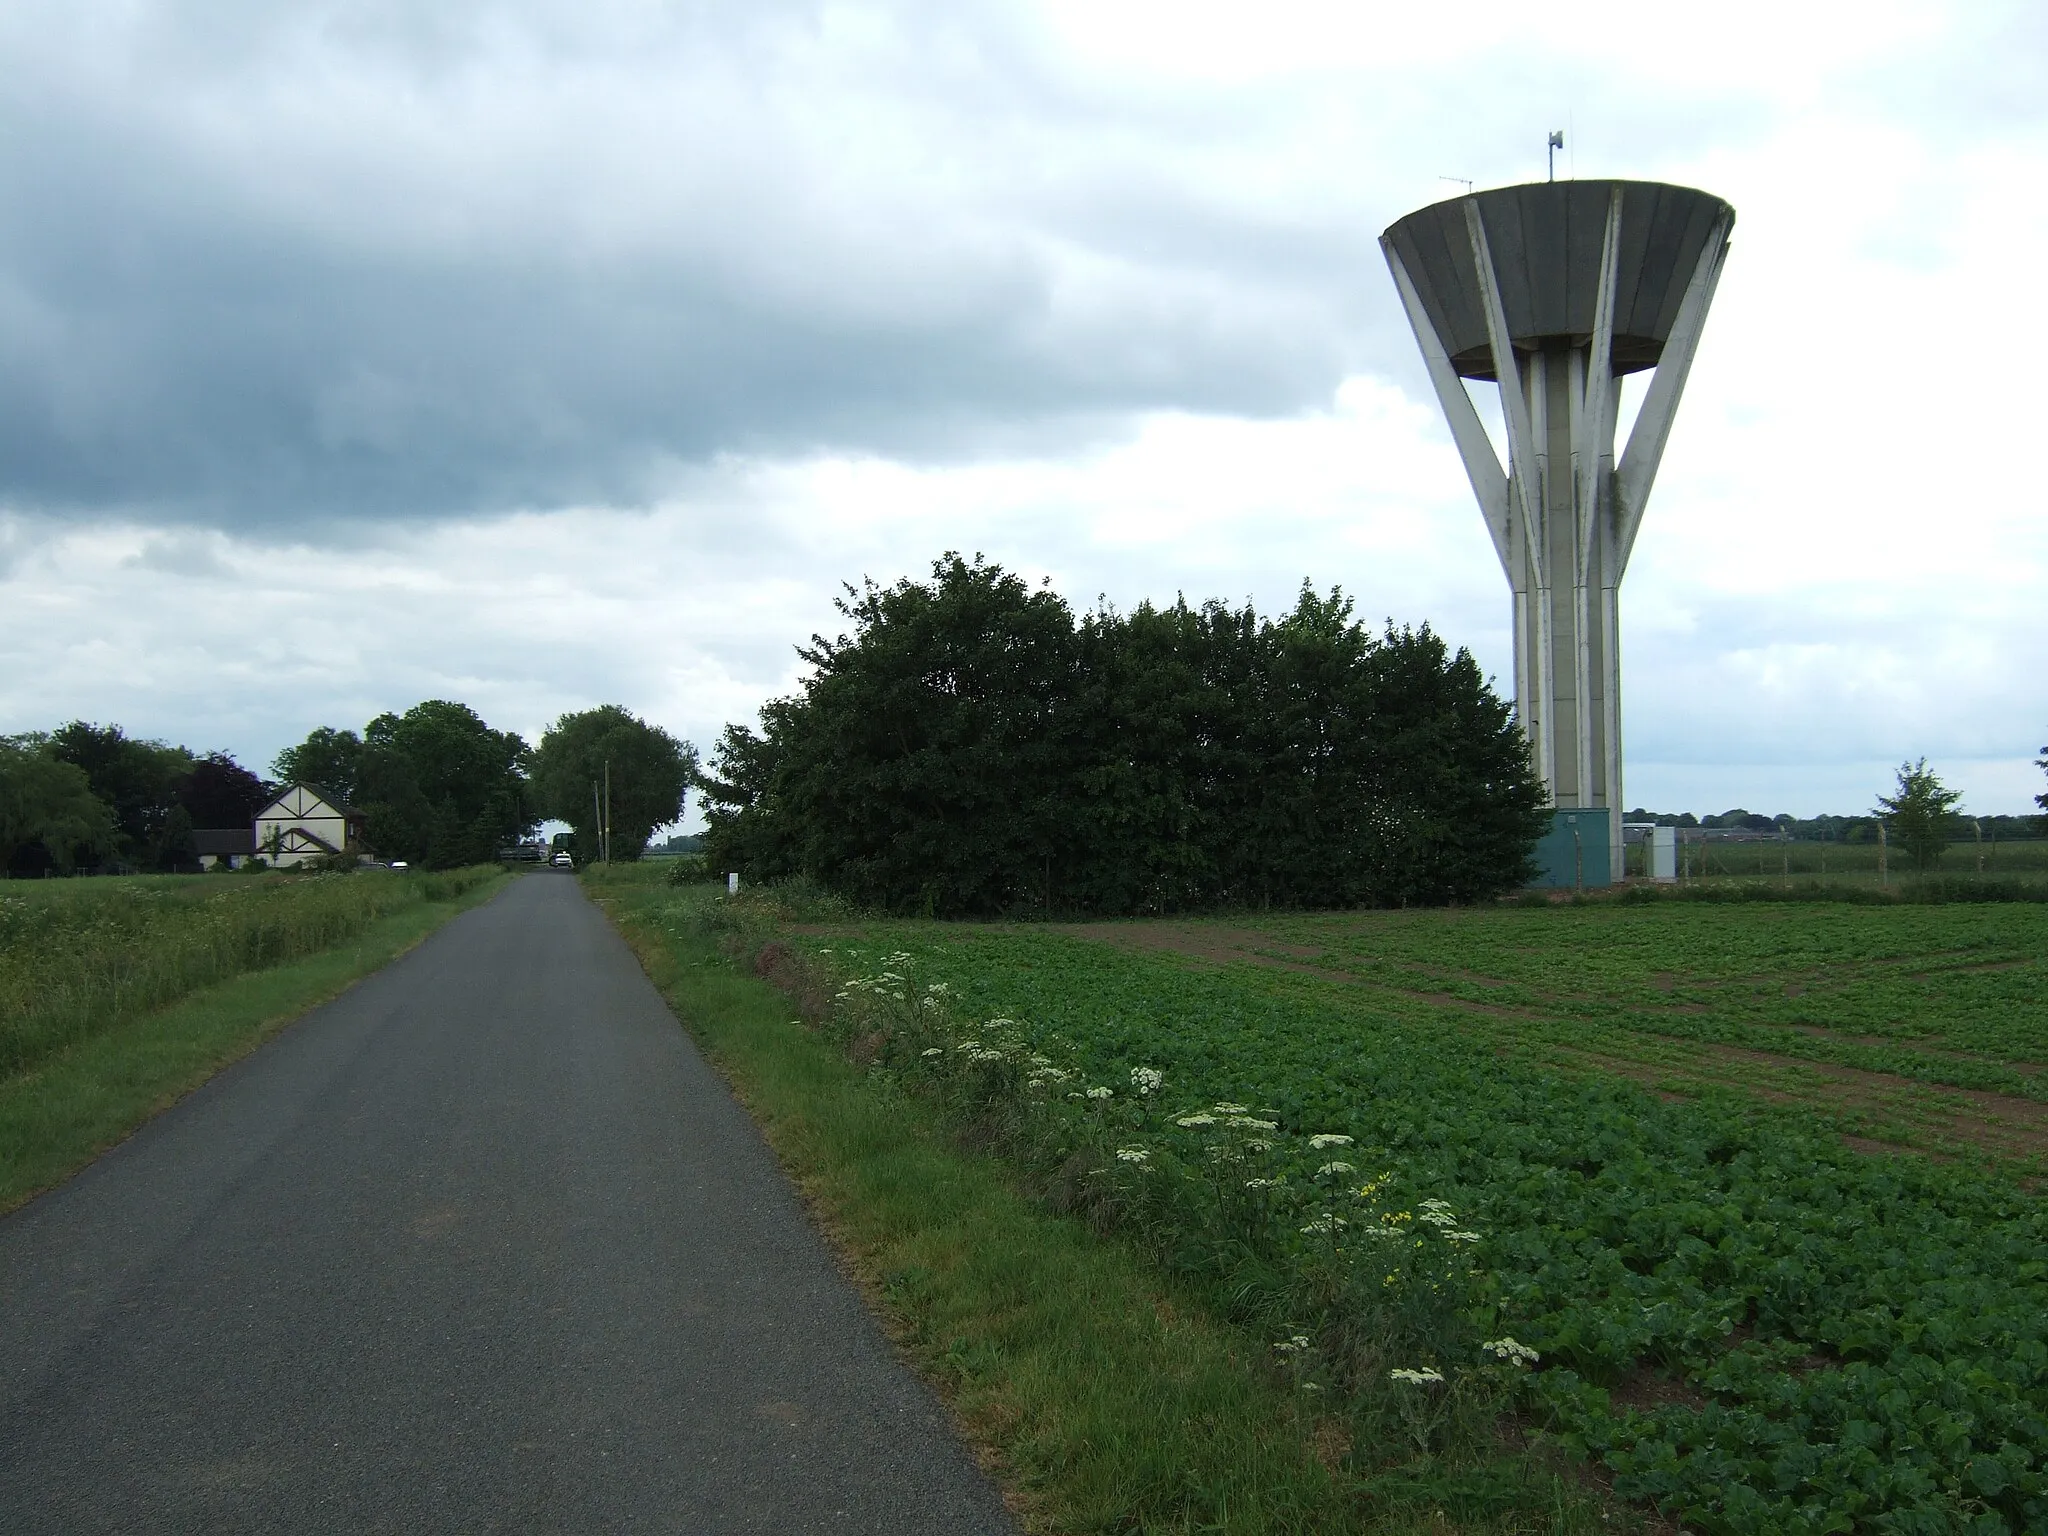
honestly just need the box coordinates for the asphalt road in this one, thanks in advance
[0,873,1018,1534]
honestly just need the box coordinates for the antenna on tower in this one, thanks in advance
[1438,175,1474,194]
[1547,130,1564,182]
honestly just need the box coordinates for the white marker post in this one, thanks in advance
[727,872,740,896]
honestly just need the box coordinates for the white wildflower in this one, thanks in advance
[1482,1338,1540,1367]
[1308,1134,1354,1150]
[1085,1086,1114,1100]
[1445,1230,1482,1243]
[1245,1178,1279,1190]
[1211,1102,1249,1114]
[1317,1161,1356,1178]
[1272,1335,1311,1354]
[1389,1367,1445,1386]
[1224,1115,1278,1131]
[1130,1066,1164,1096]
[1114,1147,1151,1165]
[1299,1214,1347,1236]
[1176,1113,1217,1128]
[921,1048,944,1058]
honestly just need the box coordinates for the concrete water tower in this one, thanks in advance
[1381,179,1733,880]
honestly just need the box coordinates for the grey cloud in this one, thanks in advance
[0,0,1380,534]
[0,0,1804,537]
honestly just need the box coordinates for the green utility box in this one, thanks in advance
[1529,808,1613,888]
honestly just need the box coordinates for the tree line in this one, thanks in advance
[1629,744,2048,875]
[698,554,1549,915]
[2,702,695,875]
[1,725,272,876]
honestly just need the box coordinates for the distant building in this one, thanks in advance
[252,785,368,868]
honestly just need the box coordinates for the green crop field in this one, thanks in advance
[680,888,2048,1533]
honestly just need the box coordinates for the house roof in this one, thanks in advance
[194,828,257,855]
[258,782,360,819]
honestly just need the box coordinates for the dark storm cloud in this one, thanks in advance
[0,0,1385,532]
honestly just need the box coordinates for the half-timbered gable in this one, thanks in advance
[254,784,368,868]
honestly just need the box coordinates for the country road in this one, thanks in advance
[0,873,1016,1534]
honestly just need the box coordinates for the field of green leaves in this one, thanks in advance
[740,895,2048,1533]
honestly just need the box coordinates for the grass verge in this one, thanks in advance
[0,871,506,1214]
[594,869,1632,1535]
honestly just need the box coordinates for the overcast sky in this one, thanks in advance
[3,0,2044,825]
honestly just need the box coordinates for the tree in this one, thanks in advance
[705,556,1079,910]
[1874,758,1963,873]
[362,702,532,867]
[0,736,117,872]
[271,728,365,805]
[48,722,191,868]
[176,752,272,829]
[533,706,696,862]
[1347,622,1548,905]
[2036,734,2047,826]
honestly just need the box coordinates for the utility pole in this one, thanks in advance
[604,759,612,865]
[592,781,603,864]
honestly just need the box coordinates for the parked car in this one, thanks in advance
[551,851,573,869]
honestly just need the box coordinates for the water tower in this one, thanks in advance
[1381,180,1733,880]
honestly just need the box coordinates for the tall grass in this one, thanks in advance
[0,870,498,1079]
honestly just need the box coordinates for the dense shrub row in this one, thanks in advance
[699,555,1548,915]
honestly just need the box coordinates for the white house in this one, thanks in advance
[254,784,367,868]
